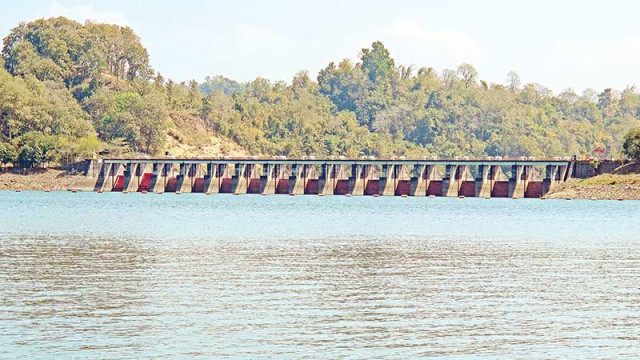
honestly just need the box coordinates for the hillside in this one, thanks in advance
[1,17,640,169]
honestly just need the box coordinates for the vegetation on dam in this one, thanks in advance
[1,17,640,169]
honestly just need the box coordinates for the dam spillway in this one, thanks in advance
[80,157,575,198]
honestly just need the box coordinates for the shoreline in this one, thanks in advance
[543,173,640,201]
[0,168,86,191]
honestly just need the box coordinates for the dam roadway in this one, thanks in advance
[80,157,575,198]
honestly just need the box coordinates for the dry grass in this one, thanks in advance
[578,174,640,186]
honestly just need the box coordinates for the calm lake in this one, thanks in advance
[1,192,639,359]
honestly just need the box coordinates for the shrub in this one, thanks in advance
[623,127,640,161]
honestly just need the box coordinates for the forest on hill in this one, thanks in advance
[1,17,640,168]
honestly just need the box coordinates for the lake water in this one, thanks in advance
[1,192,639,359]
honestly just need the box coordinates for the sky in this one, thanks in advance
[2,0,639,94]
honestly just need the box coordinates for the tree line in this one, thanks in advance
[1,17,639,168]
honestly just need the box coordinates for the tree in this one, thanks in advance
[506,71,520,93]
[0,67,92,142]
[187,79,202,110]
[373,104,416,140]
[86,22,151,80]
[0,142,17,165]
[623,127,640,161]
[441,69,458,90]
[84,87,168,154]
[597,88,620,117]
[3,17,151,87]
[360,41,396,84]
[199,75,244,95]
[3,16,640,165]
[318,59,366,113]
[457,63,478,88]
[15,132,58,168]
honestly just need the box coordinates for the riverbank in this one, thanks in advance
[544,163,640,200]
[0,168,85,191]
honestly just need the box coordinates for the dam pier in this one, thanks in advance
[79,157,575,198]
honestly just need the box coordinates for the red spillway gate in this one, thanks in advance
[334,180,349,195]
[459,181,476,197]
[164,178,177,192]
[305,180,319,194]
[492,181,509,197]
[364,180,379,195]
[427,181,443,196]
[525,181,543,198]
[248,179,261,193]
[192,178,205,193]
[219,178,232,193]
[112,175,124,192]
[395,180,411,196]
[137,173,153,192]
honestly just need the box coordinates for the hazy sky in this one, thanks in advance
[2,0,639,93]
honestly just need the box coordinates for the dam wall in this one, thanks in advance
[572,160,624,179]
[76,157,592,198]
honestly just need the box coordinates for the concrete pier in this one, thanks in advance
[379,164,395,196]
[443,165,474,197]
[509,165,525,199]
[150,163,165,193]
[319,164,335,195]
[476,165,493,198]
[442,164,459,197]
[410,165,427,197]
[204,163,219,193]
[289,164,306,195]
[177,163,193,193]
[349,164,365,196]
[260,164,275,194]
[84,157,574,197]
[232,163,258,194]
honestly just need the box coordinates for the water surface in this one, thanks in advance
[1,192,639,359]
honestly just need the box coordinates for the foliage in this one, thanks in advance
[2,17,150,87]
[0,142,17,164]
[2,17,640,168]
[84,85,168,154]
[622,127,640,161]
[56,134,102,164]
[199,75,244,95]
[15,131,58,167]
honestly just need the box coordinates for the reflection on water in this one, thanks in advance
[0,193,639,358]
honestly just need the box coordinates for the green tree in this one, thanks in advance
[0,142,18,165]
[15,132,58,167]
[622,127,640,161]
[85,22,151,81]
[85,86,168,154]
[360,41,396,84]
[199,75,244,95]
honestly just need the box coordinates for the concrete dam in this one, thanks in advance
[78,157,580,198]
